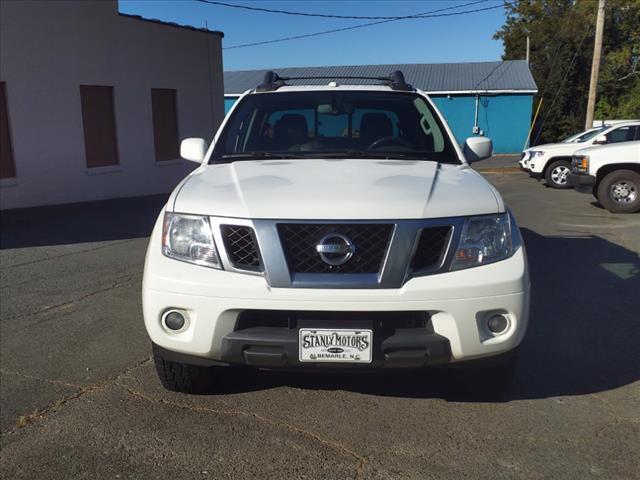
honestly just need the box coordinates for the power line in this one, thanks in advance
[222,2,511,50]
[195,0,489,20]
[473,61,507,92]
[532,28,593,145]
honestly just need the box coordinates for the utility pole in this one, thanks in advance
[585,0,606,130]
[526,35,530,64]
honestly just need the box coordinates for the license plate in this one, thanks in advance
[298,328,373,363]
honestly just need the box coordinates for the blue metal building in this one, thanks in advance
[223,61,537,154]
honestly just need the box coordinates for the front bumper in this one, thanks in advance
[568,172,595,193]
[219,325,452,369]
[143,214,531,368]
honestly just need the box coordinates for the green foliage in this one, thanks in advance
[494,0,640,144]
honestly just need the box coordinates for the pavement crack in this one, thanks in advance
[1,239,136,269]
[2,356,152,435]
[3,273,142,321]
[117,383,369,479]
[0,369,84,390]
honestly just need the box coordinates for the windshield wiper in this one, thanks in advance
[321,150,437,161]
[221,151,303,160]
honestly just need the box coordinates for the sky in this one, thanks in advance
[118,0,509,71]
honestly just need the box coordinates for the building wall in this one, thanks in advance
[222,93,533,154]
[431,94,533,154]
[0,0,224,210]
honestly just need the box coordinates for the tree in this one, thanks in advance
[494,0,640,145]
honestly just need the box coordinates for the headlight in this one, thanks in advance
[162,212,222,269]
[572,155,589,173]
[450,213,512,271]
[529,150,545,158]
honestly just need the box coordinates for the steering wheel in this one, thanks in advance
[367,136,412,151]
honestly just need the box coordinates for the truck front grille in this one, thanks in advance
[410,226,452,272]
[277,223,393,274]
[220,225,261,271]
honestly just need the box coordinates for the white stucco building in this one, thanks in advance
[0,0,225,210]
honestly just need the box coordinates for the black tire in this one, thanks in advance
[596,169,640,213]
[544,159,572,189]
[152,343,218,394]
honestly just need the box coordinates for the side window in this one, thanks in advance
[606,126,634,144]
[413,98,445,152]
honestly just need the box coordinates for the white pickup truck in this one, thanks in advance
[521,121,640,188]
[568,140,640,213]
[142,71,530,394]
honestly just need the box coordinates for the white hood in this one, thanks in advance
[525,141,588,154]
[171,159,502,220]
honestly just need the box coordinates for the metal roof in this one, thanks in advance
[119,13,224,36]
[224,60,537,95]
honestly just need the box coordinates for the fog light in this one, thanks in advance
[487,314,509,334]
[163,310,186,331]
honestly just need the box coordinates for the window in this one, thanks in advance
[0,81,16,179]
[606,126,638,144]
[80,85,118,168]
[151,88,179,162]
[214,91,456,163]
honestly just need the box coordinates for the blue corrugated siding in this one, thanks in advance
[224,97,238,114]
[223,93,533,154]
[431,94,533,154]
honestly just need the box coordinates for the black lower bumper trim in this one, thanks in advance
[153,344,229,367]
[568,172,595,193]
[220,326,451,369]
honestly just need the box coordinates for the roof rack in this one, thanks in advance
[255,70,413,92]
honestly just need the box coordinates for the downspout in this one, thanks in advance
[473,94,480,134]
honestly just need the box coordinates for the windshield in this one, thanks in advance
[211,91,458,163]
[564,127,607,143]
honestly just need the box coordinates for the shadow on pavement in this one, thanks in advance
[0,194,168,249]
[207,228,640,401]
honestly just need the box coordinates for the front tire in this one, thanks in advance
[152,343,219,394]
[544,160,572,189]
[597,170,640,213]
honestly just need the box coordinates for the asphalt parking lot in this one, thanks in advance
[1,159,639,479]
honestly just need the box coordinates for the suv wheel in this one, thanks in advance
[545,160,571,188]
[597,169,640,213]
[152,343,218,394]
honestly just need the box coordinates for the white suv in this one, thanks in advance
[521,121,640,188]
[143,72,530,393]
[569,140,640,213]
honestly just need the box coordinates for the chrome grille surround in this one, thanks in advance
[208,216,464,288]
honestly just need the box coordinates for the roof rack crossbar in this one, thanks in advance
[277,75,391,82]
[255,70,413,92]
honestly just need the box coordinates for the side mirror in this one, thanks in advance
[180,138,208,163]
[463,136,493,163]
[593,135,607,145]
